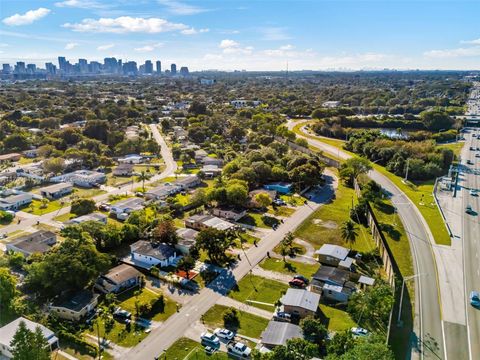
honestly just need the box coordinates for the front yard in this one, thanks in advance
[259,257,319,278]
[166,338,229,360]
[24,199,66,215]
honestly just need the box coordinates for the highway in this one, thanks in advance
[287,120,445,360]
[460,130,480,360]
[126,171,337,359]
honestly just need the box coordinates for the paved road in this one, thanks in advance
[460,130,480,360]
[0,124,177,237]
[126,170,337,359]
[288,120,445,360]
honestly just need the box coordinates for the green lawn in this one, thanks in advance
[118,288,178,322]
[259,257,320,278]
[267,206,295,217]
[54,213,75,222]
[165,338,229,360]
[72,187,106,198]
[228,274,288,311]
[437,142,464,157]
[295,178,374,253]
[319,304,357,332]
[201,304,269,339]
[238,212,276,229]
[24,199,67,215]
[86,317,148,347]
[279,194,305,206]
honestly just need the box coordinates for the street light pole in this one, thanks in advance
[397,273,423,326]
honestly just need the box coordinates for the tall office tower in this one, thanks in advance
[104,57,119,73]
[170,63,177,75]
[14,62,26,74]
[2,64,12,74]
[58,56,67,72]
[90,61,101,73]
[179,66,189,76]
[139,64,146,74]
[26,64,36,74]
[122,61,138,75]
[78,58,88,73]
[144,60,153,74]
[156,60,161,74]
[45,63,56,75]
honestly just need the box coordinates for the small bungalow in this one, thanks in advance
[264,182,292,195]
[194,149,208,162]
[23,148,39,158]
[39,182,73,200]
[113,163,134,177]
[51,170,106,188]
[173,175,201,190]
[175,228,199,254]
[261,321,303,349]
[118,154,144,164]
[185,214,235,232]
[66,212,107,225]
[145,184,178,201]
[201,164,222,178]
[315,244,355,271]
[5,230,56,257]
[0,193,33,211]
[49,290,99,322]
[130,240,179,269]
[110,197,145,219]
[95,264,143,294]
[201,157,224,167]
[309,266,359,303]
[211,206,247,222]
[280,289,320,319]
[0,317,58,358]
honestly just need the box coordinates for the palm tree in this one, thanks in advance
[136,170,151,192]
[341,220,358,249]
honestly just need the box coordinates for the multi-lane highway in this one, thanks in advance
[288,120,445,360]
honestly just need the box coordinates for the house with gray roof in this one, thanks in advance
[66,212,107,225]
[39,182,73,200]
[0,193,32,211]
[95,264,143,294]
[175,228,199,254]
[129,240,179,269]
[315,244,355,270]
[261,321,303,348]
[6,230,56,257]
[110,197,145,219]
[280,289,320,318]
[49,290,99,322]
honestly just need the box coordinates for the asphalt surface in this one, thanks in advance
[288,120,445,360]
[460,130,480,360]
[126,171,337,359]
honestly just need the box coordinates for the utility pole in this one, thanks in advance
[404,159,410,182]
[397,274,423,326]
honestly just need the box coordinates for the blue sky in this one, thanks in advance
[1,0,479,70]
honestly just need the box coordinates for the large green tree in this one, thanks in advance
[0,267,17,310]
[10,321,50,360]
[196,228,233,265]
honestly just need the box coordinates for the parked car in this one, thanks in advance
[214,328,234,340]
[273,311,292,322]
[470,189,478,196]
[466,205,474,214]
[205,346,216,355]
[200,332,220,346]
[135,192,144,197]
[476,153,480,158]
[288,279,306,288]
[113,308,132,324]
[467,160,473,165]
[470,146,475,151]
[293,275,309,284]
[351,327,369,337]
[273,198,286,206]
[227,342,251,358]
[470,291,480,308]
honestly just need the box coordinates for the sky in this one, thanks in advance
[0,0,479,71]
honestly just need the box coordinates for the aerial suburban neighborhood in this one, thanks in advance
[0,1,479,360]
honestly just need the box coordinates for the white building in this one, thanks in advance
[130,240,179,269]
[118,154,144,164]
[0,193,33,211]
[110,197,145,219]
[51,170,106,188]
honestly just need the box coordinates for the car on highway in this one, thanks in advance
[227,342,251,358]
[470,146,475,151]
[470,291,480,308]
[470,189,478,196]
[214,328,235,341]
[200,332,220,346]
[351,327,369,337]
[288,279,307,288]
[476,153,480,158]
[466,205,474,214]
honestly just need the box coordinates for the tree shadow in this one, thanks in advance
[379,223,401,241]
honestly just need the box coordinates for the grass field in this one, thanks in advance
[165,338,229,360]
[267,206,295,217]
[259,257,320,278]
[54,212,75,222]
[117,288,178,322]
[87,317,148,347]
[72,187,106,198]
[437,141,464,157]
[319,304,357,332]
[238,212,273,229]
[295,178,374,252]
[24,199,66,215]
[228,274,288,311]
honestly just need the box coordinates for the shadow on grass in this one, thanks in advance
[379,223,402,241]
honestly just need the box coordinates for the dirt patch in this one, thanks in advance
[312,219,337,229]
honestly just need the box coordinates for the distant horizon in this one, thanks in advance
[1,1,479,71]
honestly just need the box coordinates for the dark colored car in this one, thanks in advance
[293,275,309,284]
[289,279,306,288]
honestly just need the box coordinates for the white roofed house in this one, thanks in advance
[110,197,145,220]
[173,175,201,190]
[211,206,247,222]
[112,163,134,177]
[50,170,106,188]
[185,214,236,232]
[66,212,107,225]
[145,184,179,201]
[261,321,303,349]
[39,182,73,200]
[129,240,179,269]
[118,154,144,164]
[0,317,58,358]
[315,244,355,271]
[280,288,320,319]
[0,193,33,211]
[95,264,143,294]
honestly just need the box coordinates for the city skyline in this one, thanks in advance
[0,0,479,71]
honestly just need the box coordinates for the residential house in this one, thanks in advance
[6,230,56,257]
[185,214,236,232]
[51,170,106,188]
[261,321,303,349]
[264,182,293,195]
[145,184,179,201]
[110,197,145,219]
[39,182,73,200]
[113,163,134,176]
[0,317,58,358]
[95,264,143,294]
[0,172,17,186]
[0,153,21,164]
[175,228,198,254]
[322,101,341,108]
[201,157,224,167]
[49,290,99,321]
[211,206,247,221]
[230,99,261,108]
[315,244,355,271]
[174,175,201,190]
[23,148,38,158]
[280,289,320,318]
[201,164,222,178]
[0,193,33,211]
[194,149,208,162]
[118,154,144,164]
[129,240,179,269]
[309,266,358,303]
[66,212,107,225]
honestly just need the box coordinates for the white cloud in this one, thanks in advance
[424,47,480,58]
[260,27,291,41]
[134,42,163,52]
[157,0,208,15]
[2,8,50,26]
[55,0,107,9]
[65,42,79,50]
[97,43,115,51]
[218,39,253,55]
[181,28,209,35]
[219,39,239,49]
[63,16,193,34]
[461,38,480,45]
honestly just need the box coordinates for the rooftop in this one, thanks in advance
[0,317,57,348]
[315,244,349,260]
[261,321,303,347]
[112,197,145,209]
[176,227,199,242]
[51,290,99,312]
[8,230,56,255]
[281,289,320,312]
[312,265,352,285]
[101,263,142,284]
[131,240,176,260]
[40,182,73,193]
